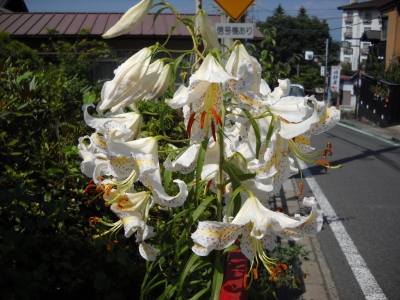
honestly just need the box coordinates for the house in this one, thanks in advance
[377,0,400,68]
[337,0,388,66]
[0,12,263,80]
[0,0,28,13]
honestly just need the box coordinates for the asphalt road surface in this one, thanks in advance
[300,123,400,300]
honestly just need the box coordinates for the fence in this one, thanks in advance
[359,74,400,125]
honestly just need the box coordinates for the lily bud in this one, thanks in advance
[197,9,220,50]
[102,0,153,39]
[144,63,171,101]
[98,48,152,112]
[109,60,164,112]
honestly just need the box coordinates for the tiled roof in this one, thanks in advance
[0,12,264,39]
[338,0,391,10]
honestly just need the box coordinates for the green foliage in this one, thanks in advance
[248,243,310,299]
[247,27,301,87]
[368,49,400,84]
[0,40,146,300]
[253,6,340,88]
[341,60,354,76]
[41,29,114,86]
[0,32,41,69]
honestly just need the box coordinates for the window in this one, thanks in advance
[362,10,372,22]
[364,27,371,31]
[345,11,353,23]
[344,57,351,63]
[344,26,352,38]
[361,43,370,55]
[382,18,388,40]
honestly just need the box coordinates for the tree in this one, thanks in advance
[273,4,285,17]
[255,5,339,89]
[298,6,308,18]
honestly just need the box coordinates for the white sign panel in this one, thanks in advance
[330,66,341,92]
[215,23,254,38]
[320,66,325,76]
[352,55,358,71]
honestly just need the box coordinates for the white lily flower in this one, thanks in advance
[191,195,323,270]
[267,78,291,105]
[108,190,151,238]
[84,104,142,141]
[167,54,234,142]
[102,0,153,39]
[107,137,189,207]
[164,143,201,174]
[226,58,267,111]
[197,9,220,50]
[226,44,262,95]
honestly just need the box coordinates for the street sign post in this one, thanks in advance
[214,0,255,22]
[215,23,254,39]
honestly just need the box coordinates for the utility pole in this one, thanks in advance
[323,39,329,102]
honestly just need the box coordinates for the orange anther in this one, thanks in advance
[89,216,100,226]
[211,120,216,142]
[298,182,304,196]
[206,179,213,191]
[210,107,222,126]
[200,111,207,129]
[243,274,249,289]
[253,268,259,280]
[323,149,333,158]
[187,112,196,137]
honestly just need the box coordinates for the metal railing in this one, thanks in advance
[345,17,353,23]
[344,32,353,38]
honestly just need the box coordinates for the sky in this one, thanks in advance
[24,0,353,41]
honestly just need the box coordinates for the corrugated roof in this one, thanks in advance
[0,12,264,39]
[338,0,391,10]
[360,30,381,42]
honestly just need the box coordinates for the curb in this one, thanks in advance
[273,178,340,300]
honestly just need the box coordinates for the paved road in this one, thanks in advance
[300,123,400,300]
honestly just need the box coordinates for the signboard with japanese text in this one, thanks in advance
[320,66,325,76]
[215,23,254,39]
[214,0,255,22]
[352,55,358,71]
[330,66,341,92]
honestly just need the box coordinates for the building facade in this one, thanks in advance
[338,0,388,68]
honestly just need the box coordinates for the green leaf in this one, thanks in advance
[178,253,201,293]
[261,50,268,61]
[210,261,224,300]
[6,139,19,146]
[83,91,96,104]
[163,169,172,190]
[16,71,33,84]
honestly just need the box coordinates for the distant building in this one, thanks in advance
[337,0,388,66]
[0,0,28,13]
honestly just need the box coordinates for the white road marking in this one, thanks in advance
[298,160,387,300]
[338,122,400,147]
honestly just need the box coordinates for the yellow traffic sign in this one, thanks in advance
[214,0,255,22]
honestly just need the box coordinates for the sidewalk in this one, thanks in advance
[339,116,400,144]
[274,179,339,300]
